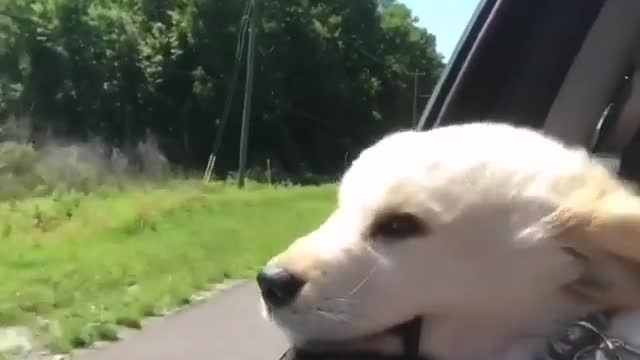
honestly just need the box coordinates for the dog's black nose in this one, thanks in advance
[256,267,306,308]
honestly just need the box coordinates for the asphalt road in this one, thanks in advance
[74,282,288,360]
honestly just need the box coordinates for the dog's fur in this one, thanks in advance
[260,122,640,360]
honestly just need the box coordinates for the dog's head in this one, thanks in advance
[258,122,640,357]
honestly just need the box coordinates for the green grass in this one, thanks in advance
[0,180,336,353]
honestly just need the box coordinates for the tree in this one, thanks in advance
[0,0,444,178]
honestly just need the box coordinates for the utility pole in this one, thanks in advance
[410,71,426,128]
[237,0,257,188]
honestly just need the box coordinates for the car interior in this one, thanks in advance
[418,0,640,181]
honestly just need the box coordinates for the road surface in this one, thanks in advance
[74,282,288,360]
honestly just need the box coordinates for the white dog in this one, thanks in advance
[257,122,640,360]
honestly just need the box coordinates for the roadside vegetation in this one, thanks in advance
[0,0,442,355]
[0,178,335,353]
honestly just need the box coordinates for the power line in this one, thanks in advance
[355,46,431,128]
[203,0,252,182]
[237,0,257,188]
[234,1,252,60]
[210,0,251,156]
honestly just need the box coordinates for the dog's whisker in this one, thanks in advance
[364,241,387,261]
[331,298,359,303]
[346,263,378,297]
[315,309,353,324]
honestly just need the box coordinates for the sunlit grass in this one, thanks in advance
[0,181,336,353]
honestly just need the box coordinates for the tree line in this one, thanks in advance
[0,0,444,178]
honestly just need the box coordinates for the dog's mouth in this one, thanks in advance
[293,317,425,358]
[285,312,631,360]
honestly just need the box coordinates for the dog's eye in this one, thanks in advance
[370,213,425,241]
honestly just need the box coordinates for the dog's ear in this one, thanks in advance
[542,168,640,310]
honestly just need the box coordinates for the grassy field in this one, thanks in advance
[0,181,336,353]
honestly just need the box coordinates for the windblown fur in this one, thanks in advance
[260,122,640,360]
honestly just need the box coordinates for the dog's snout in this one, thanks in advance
[257,266,306,308]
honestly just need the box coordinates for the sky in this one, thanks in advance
[401,0,481,61]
